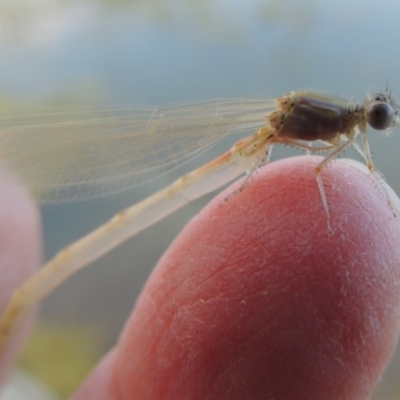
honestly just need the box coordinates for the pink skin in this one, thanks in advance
[1,156,400,399]
[0,171,41,386]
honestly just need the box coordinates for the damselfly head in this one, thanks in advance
[364,92,399,131]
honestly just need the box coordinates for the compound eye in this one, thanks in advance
[366,102,394,130]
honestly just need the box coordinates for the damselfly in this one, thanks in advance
[0,90,398,352]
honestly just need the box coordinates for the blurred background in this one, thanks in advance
[0,0,399,398]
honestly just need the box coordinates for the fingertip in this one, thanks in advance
[112,156,400,399]
[0,171,42,384]
[70,350,116,400]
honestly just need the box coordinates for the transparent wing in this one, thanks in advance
[0,98,276,202]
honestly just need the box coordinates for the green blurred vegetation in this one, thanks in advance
[18,322,105,397]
